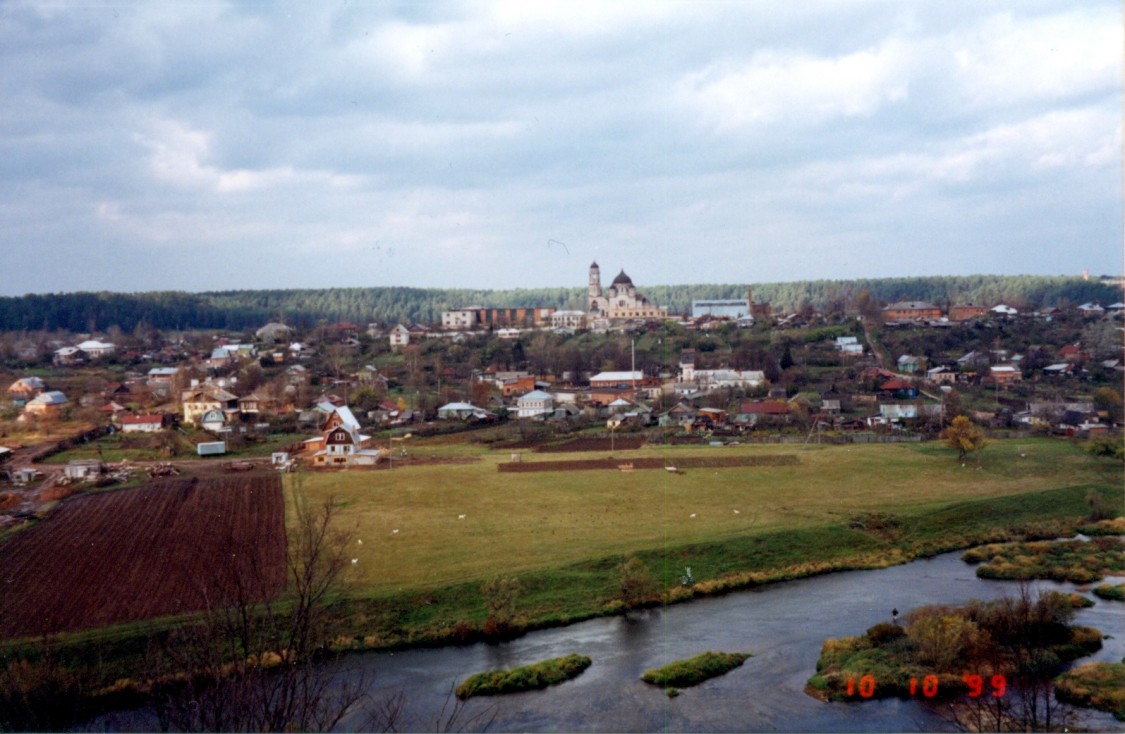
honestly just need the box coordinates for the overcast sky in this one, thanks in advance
[1,1,1121,297]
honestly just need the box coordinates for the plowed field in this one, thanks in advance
[0,475,286,639]
[535,437,646,452]
[498,454,799,472]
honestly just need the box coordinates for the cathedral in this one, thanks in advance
[587,262,668,321]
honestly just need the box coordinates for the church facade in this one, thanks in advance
[587,262,667,321]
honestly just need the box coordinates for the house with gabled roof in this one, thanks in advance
[22,390,69,419]
[896,355,923,374]
[734,400,791,427]
[182,385,239,426]
[925,366,957,385]
[302,405,379,467]
[879,378,918,399]
[516,390,554,419]
[6,377,45,403]
[389,324,410,348]
[1077,302,1105,317]
[659,401,698,428]
[52,346,85,366]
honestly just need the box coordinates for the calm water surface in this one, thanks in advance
[93,551,1125,732]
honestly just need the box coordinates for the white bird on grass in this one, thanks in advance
[458,514,466,520]
[689,513,696,518]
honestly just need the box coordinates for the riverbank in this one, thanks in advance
[88,547,1125,733]
[308,483,1120,656]
[4,441,1120,720]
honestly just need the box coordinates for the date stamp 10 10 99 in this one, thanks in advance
[845,674,1007,700]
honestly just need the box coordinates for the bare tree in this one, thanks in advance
[149,490,370,732]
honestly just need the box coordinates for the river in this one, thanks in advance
[92,550,1124,732]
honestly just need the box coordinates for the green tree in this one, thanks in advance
[618,555,660,608]
[481,576,521,639]
[942,415,989,462]
[1092,387,1123,424]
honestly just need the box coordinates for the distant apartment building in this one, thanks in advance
[882,301,943,321]
[949,303,989,321]
[440,306,555,330]
[692,299,749,319]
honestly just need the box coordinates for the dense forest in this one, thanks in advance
[0,275,1118,333]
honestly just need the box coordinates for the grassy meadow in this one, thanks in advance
[293,437,1121,599]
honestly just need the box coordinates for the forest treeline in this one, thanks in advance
[0,275,1118,333]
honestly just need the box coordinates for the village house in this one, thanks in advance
[896,355,923,374]
[819,399,842,416]
[834,336,863,355]
[120,414,168,433]
[989,364,1022,386]
[877,403,942,425]
[733,400,791,427]
[551,310,587,330]
[1077,302,1105,318]
[659,401,698,428]
[182,385,239,426]
[22,390,69,418]
[75,339,116,359]
[682,367,766,390]
[696,407,727,427]
[925,366,958,385]
[879,378,918,400]
[516,389,554,419]
[238,393,266,416]
[52,346,84,366]
[147,367,180,385]
[6,377,45,403]
[436,402,494,421]
[589,371,644,390]
[1042,363,1076,378]
[302,405,380,467]
[584,384,633,406]
[388,324,410,348]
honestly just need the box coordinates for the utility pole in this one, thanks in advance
[631,338,637,398]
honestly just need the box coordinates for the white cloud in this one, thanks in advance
[678,40,911,131]
[952,9,1121,108]
[789,105,1120,203]
[1,2,1121,295]
[134,118,361,193]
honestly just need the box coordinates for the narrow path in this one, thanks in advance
[861,319,889,370]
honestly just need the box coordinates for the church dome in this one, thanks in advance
[611,269,633,286]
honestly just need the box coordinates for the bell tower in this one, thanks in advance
[588,261,603,309]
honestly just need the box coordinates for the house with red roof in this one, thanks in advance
[120,414,168,433]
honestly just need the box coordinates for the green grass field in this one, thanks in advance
[293,437,1121,598]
